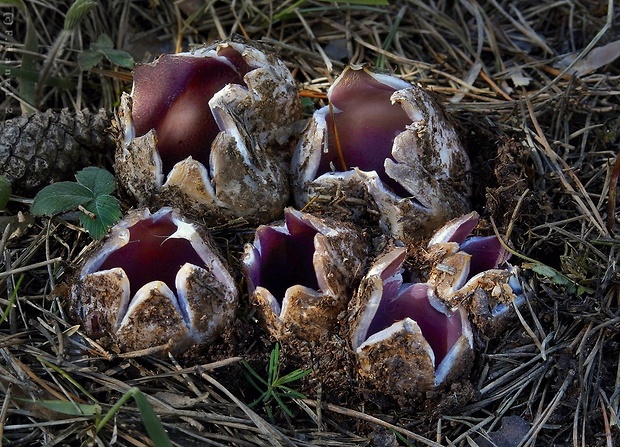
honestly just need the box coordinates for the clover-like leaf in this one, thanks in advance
[91,33,114,50]
[79,194,121,239]
[101,48,134,69]
[31,167,121,239]
[75,166,116,196]
[31,182,93,215]
[78,34,134,70]
[77,50,103,70]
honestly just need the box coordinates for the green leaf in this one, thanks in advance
[101,48,135,69]
[97,387,172,447]
[91,33,114,50]
[31,182,93,216]
[78,50,103,70]
[277,368,311,385]
[31,167,120,239]
[1,275,23,326]
[278,387,307,399]
[0,175,10,209]
[528,263,563,280]
[132,390,173,447]
[272,393,294,418]
[79,195,121,239]
[75,167,116,196]
[0,0,27,13]
[19,399,100,416]
[79,34,134,69]
[64,0,97,30]
[242,343,310,419]
[523,262,593,296]
[242,361,269,387]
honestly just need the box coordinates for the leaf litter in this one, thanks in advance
[0,0,619,445]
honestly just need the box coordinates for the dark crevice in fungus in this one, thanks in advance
[97,212,204,300]
[246,211,320,304]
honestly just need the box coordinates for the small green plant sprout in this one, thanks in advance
[0,175,10,209]
[96,387,172,447]
[78,34,134,70]
[31,167,122,239]
[393,430,415,446]
[242,343,311,422]
[0,275,23,327]
[16,361,172,447]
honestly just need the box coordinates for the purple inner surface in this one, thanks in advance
[131,48,251,174]
[98,212,204,299]
[460,235,505,277]
[379,250,407,281]
[446,216,479,245]
[365,281,463,366]
[250,212,320,303]
[317,68,412,197]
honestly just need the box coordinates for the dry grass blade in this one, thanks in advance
[301,399,444,447]
[523,94,609,237]
[200,372,295,447]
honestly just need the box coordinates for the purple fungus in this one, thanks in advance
[350,245,473,394]
[116,36,302,226]
[292,64,472,239]
[426,212,524,336]
[96,210,205,299]
[243,207,368,341]
[131,49,251,174]
[428,211,513,290]
[428,212,509,277]
[318,66,412,196]
[245,211,320,302]
[72,207,238,353]
[364,281,465,366]
[460,235,509,276]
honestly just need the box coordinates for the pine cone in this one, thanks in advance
[0,109,115,196]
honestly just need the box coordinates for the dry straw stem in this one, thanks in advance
[1,0,620,445]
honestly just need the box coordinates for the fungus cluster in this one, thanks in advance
[71,36,523,400]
